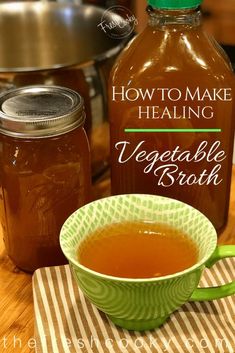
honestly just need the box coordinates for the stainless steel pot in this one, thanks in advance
[0,2,131,177]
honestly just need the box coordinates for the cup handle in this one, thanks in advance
[190,245,235,302]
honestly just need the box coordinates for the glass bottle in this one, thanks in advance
[109,0,235,233]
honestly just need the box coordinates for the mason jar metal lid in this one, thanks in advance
[0,85,85,138]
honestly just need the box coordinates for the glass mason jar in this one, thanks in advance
[0,86,91,272]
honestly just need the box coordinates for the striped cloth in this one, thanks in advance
[33,259,235,353]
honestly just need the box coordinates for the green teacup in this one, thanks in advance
[60,194,235,331]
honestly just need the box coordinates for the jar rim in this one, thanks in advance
[0,85,85,138]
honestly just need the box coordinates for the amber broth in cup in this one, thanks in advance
[77,221,198,279]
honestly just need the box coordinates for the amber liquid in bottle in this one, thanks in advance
[109,8,235,232]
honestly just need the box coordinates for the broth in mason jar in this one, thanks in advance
[0,86,91,272]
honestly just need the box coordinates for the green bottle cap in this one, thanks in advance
[148,0,202,9]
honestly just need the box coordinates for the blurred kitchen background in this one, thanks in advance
[0,0,234,177]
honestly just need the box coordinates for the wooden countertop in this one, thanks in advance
[0,168,235,352]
